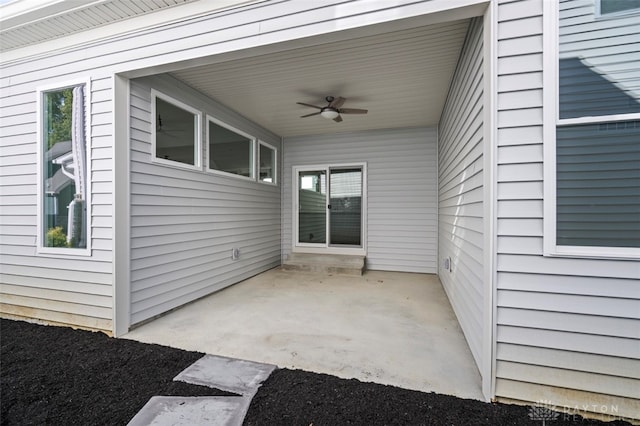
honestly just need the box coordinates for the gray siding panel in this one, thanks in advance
[282,127,437,273]
[495,0,640,419]
[129,74,281,325]
[0,76,113,331]
[438,17,484,370]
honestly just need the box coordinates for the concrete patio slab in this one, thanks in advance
[124,268,483,401]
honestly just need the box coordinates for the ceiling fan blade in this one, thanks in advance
[329,96,346,109]
[300,112,321,118]
[297,102,322,110]
[339,108,368,114]
[333,114,343,123]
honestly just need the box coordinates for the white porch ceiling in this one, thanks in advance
[171,19,470,138]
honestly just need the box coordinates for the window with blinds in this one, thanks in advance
[556,0,640,249]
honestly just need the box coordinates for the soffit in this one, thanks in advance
[171,19,470,138]
[0,0,198,52]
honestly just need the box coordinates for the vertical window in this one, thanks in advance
[548,1,640,256]
[40,84,88,251]
[152,90,201,169]
[258,141,277,184]
[207,117,254,179]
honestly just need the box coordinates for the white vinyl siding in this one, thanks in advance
[283,127,437,273]
[129,74,281,325]
[496,0,640,419]
[437,17,484,370]
[0,76,113,332]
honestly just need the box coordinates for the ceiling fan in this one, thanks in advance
[297,96,368,122]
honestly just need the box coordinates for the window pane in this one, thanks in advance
[42,86,87,248]
[209,121,253,178]
[329,168,362,246]
[556,120,640,247]
[155,97,196,166]
[259,143,275,183]
[298,170,326,244]
[601,0,640,14]
[559,2,640,118]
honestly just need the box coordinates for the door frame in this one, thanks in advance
[292,162,367,256]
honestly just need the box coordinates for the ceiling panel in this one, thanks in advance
[171,19,470,138]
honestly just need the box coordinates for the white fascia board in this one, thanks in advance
[2,0,488,67]
[0,0,262,63]
[123,0,490,79]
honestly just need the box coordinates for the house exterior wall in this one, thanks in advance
[1,0,482,334]
[282,127,438,273]
[494,0,640,419]
[129,74,281,325]
[438,17,485,372]
[0,72,114,332]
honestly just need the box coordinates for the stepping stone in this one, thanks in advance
[127,396,245,426]
[174,354,276,396]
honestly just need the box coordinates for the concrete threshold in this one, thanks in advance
[282,253,365,276]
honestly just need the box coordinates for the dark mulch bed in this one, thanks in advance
[245,369,631,425]
[1,319,632,426]
[0,319,234,425]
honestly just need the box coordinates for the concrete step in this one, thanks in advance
[282,253,365,276]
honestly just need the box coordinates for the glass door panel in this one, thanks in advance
[298,169,327,244]
[329,167,362,246]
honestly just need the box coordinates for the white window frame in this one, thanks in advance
[36,78,92,257]
[205,114,256,182]
[151,89,202,171]
[543,1,640,259]
[257,140,278,185]
[596,0,640,18]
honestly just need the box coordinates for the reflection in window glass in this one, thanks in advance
[556,121,640,248]
[155,97,198,166]
[259,143,276,183]
[42,85,87,249]
[556,1,640,250]
[208,120,254,178]
[298,170,326,244]
[600,0,640,14]
[559,2,640,118]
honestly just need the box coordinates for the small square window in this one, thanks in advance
[152,91,201,169]
[207,117,254,179]
[259,141,277,184]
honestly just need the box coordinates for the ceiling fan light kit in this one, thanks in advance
[320,108,339,119]
[297,95,368,123]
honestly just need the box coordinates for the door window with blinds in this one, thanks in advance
[553,0,639,255]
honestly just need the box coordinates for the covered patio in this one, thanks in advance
[124,268,483,400]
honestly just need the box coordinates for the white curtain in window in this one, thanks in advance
[71,85,86,200]
[67,85,87,247]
